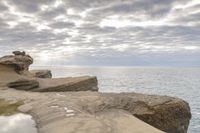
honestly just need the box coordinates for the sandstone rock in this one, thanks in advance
[30,70,52,78]
[7,79,39,90]
[34,76,98,92]
[80,93,191,133]
[0,51,33,74]
[0,89,191,133]
[13,51,25,56]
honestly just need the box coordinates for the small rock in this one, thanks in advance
[12,51,26,56]
[30,70,52,78]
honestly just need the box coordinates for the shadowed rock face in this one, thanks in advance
[0,51,33,74]
[7,79,39,90]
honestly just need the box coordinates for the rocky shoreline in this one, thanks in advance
[0,51,191,133]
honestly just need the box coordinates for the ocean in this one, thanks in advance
[32,66,200,133]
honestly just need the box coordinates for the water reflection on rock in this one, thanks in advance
[0,113,37,133]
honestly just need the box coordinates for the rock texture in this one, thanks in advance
[0,90,191,133]
[35,76,98,92]
[7,79,39,90]
[30,70,52,78]
[6,76,98,92]
[0,51,33,74]
[81,93,191,133]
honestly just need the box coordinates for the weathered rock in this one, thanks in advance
[33,76,98,92]
[80,93,191,133]
[30,70,52,78]
[7,79,39,90]
[13,51,25,56]
[0,91,190,133]
[0,51,33,74]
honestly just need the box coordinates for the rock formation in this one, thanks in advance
[81,93,191,133]
[35,76,98,92]
[0,51,192,133]
[13,51,26,56]
[30,70,52,78]
[0,51,33,74]
[7,76,98,92]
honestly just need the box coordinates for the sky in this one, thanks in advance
[0,0,200,66]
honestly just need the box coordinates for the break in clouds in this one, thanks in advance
[0,0,200,66]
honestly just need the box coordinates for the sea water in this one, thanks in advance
[31,66,200,133]
[0,113,37,133]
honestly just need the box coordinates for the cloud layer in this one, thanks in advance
[0,0,199,66]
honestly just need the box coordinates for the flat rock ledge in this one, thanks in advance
[6,76,98,92]
[0,51,191,133]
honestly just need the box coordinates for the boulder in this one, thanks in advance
[13,51,26,56]
[7,79,39,90]
[80,93,191,133]
[0,51,33,74]
[30,70,52,78]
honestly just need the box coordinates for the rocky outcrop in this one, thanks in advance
[6,76,98,92]
[30,70,52,78]
[6,91,190,133]
[0,51,191,133]
[7,79,39,90]
[0,51,33,74]
[80,93,191,133]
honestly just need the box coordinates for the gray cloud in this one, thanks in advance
[0,0,199,66]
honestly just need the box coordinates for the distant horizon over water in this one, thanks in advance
[31,65,200,68]
[31,66,200,133]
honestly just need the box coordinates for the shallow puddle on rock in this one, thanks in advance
[0,113,37,133]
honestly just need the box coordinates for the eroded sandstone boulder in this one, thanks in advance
[30,70,52,78]
[0,51,33,74]
[80,93,191,133]
[7,79,39,90]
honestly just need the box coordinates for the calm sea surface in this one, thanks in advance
[32,66,200,133]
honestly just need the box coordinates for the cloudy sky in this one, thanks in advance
[0,0,200,66]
